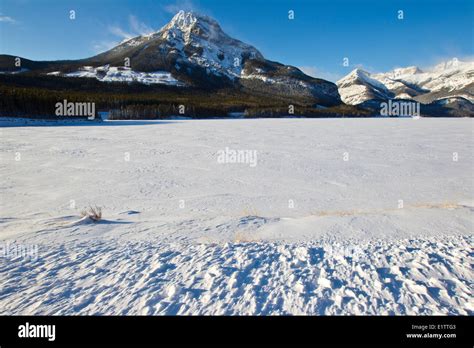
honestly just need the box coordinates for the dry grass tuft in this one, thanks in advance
[80,206,102,222]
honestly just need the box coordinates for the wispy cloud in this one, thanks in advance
[92,15,155,53]
[108,25,133,40]
[108,15,154,41]
[421,55,474,70]
[163,0,200,14]
[129,15,153,36]
[0,14,16,24]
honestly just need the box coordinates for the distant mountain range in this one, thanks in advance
[337,59,474,116]
[0,11,472,118]
[337,59,473,104]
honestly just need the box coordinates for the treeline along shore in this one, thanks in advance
[0,74,372,119]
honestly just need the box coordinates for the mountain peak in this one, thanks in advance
[337,68,371,83]
[336,68,392,105]
[168,11,207,30]
[151,10,265,79]
[161,11,222,39]
[350,68,370,77]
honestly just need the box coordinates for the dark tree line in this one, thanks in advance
[0,74,373,119]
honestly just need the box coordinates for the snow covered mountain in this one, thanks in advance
[0,11,341,106]
[336,68,394,105]
[92,10,341,105]
[337,59,474,105]
[91,11,265,81]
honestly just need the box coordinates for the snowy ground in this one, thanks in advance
[0,118,473,315]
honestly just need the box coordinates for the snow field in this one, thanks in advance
[0,118,472,315]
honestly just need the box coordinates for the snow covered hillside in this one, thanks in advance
[54,65,185,86]
[336,68,393,105]
[0,118,472,315]
[337,59,474,105]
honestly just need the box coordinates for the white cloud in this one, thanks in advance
[93,15,155,53]
[0,14,16,24]
[423,55,474,70]
[108,25,134,40]
[108,15,155,41]
[129,15,153,36]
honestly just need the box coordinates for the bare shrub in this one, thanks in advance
[80,206,102,222]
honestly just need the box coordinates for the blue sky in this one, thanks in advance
[0,0,472,81]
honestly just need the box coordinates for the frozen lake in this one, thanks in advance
[0,118,472,315]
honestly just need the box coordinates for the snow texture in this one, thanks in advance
[0,118,473,315]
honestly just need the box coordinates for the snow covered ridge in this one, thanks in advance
[337,58,474,105]
[336,68,393,105]
[48,65,185,86]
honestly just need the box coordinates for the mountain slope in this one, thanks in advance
[0,11,341,107]
[336,68,394,105]
[337,59,474,105]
